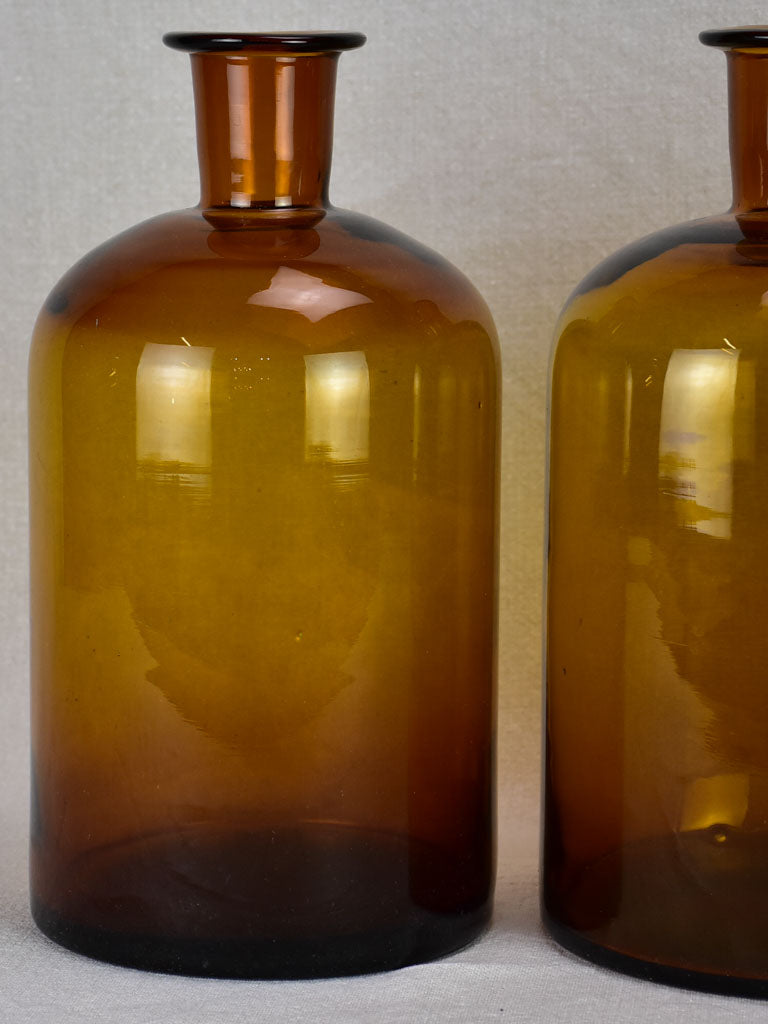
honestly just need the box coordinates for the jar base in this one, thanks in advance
[543,911,768,998]
[31,823,491,978]
[543,826,768,997]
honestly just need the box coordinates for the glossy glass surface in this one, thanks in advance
[545,29,768,996]
[29,34,499,978]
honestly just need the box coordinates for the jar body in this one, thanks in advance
[545,214,768,993]
[29,206,499,977]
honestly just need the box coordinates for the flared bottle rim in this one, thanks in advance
[163,32,366,54]
[700,27,768,50]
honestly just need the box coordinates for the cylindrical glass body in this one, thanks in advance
[545,28,768,996]
[29,33,499,978]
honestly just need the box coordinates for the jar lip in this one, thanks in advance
[162,31,366,54]
[700,27,768,50]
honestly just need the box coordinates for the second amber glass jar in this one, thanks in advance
[29,32,499,978]
[545,27,768,996]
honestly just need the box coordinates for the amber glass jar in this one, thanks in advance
[29,32,499,978]
[544,27,768,996]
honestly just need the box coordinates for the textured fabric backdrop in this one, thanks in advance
[2,0,766,1018]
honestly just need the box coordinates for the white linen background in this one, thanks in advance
[1,0,765,1019]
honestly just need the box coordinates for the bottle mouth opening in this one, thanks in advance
[700,27,768,51]
[163,32,366,54]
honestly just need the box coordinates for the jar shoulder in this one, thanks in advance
[327,209,496,326]
[553,214,768,359]
[32,207,496,346]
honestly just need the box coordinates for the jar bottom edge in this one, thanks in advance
[542,908,768,999]
[30,822,491,978]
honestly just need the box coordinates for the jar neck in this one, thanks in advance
[727,50,768,213]
[190,51,339,214]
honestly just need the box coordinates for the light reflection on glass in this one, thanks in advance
[412,365,422,481]
[304,351,370,469]
[226,60,254,208]
[248,267,372,322]
[436,365,458,464]
[136,343,214,485]
[274,58,295,207]
[622,365,633,476]
[659,348,739,539]
[679,772,749,832]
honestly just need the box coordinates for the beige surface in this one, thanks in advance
[3,0,768,1017]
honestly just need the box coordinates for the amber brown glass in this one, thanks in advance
[544,28,768,996]
[29,32,499,978]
